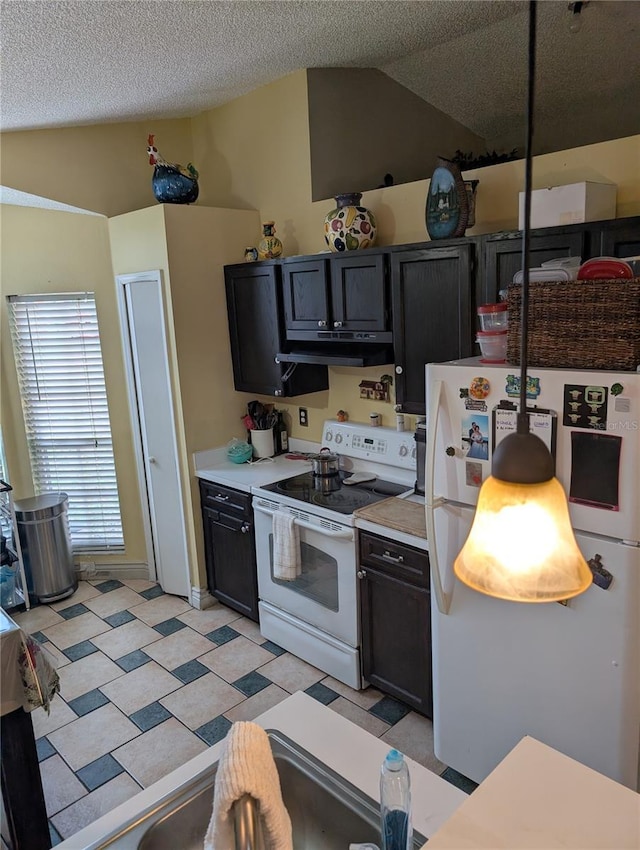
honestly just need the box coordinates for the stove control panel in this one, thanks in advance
[322,420,416,470]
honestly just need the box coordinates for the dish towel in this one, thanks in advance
[203,721,293,850]
[272,511,301,581]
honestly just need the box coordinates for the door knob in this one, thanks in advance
[357,570,367,579]
[318,320,327,328]
[334,321,343,328]
[395,365,403,374]
[148,456,157,464]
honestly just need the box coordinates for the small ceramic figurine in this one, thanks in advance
[244,247,258,262]
[257,222,283,260]
[336,410,348,422]
[146,134,199,204]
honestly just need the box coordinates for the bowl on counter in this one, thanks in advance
[226,439,253,464]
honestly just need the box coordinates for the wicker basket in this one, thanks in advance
[507,278,640,371]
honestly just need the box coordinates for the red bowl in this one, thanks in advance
[577,257,633,280]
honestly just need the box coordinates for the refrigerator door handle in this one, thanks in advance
[426,379,452,615]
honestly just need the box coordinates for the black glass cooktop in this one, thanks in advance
[262,472,409,515]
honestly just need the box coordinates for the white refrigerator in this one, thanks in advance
[425,358,640,791]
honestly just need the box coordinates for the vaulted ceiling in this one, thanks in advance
[2,1,639,156]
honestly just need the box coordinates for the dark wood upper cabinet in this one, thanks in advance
[330,253,388,331]
[281,258,331,332]
[483,230,587,306]
[598,216,640,258]
[225,262,328,397]
[391,243,474,415]
[282,252,390,341]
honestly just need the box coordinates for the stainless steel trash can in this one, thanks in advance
[15,493,77,603]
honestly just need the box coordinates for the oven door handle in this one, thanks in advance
[253,503,354,540]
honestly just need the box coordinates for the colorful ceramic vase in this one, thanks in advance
[257,222,283,260]
[425,158,469,240]
[324,193,377,252]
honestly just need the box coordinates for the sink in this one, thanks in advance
[96,730,426,849]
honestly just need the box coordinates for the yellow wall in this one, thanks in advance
[0,119,193,217]
[0,204,147,564]
[109,204,261,588]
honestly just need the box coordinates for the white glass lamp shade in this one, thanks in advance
[454,475,593,602]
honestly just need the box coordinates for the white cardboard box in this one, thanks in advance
[518,181,617,229]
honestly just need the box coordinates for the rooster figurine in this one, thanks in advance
[147,135,199,204]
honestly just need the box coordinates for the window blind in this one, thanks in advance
[7,293,124,552]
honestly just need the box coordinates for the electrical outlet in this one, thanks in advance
[299,407,308,427]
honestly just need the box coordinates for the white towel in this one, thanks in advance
[272,511,301,581]
[204,721,293,850]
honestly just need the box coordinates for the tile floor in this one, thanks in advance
[13,579,476,846]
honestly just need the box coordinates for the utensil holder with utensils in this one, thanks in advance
[251,428,275,459]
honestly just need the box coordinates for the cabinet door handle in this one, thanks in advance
[333,321,343,328]
[318,320,327,328]
[382,550,404,564]
[240,523,250,533]
[357,570,367,579]
[395,365,403,374]
[214,494,230,502]
[274,389,283,396]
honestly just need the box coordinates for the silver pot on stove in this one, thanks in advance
[309,448,340,477]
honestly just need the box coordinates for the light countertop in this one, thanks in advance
[193,439,317,492]
[355,494,428,551]
[54,691,465,849]
[427,735,640,849]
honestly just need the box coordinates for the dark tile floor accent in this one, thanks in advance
[206,625,240,645]
[115,648,151,672]
[172,659,209,684]
[104,610,136,628]
[58,602,90,620]
[77,754,125,792]
[130,702,173,732]
[305,682,339,705]
[139,584,164,600]
[154,617,187,636]
[32,630,49,643]
[440,766,478,794]
[196,715,232,746]
[67,688,110,717]
[369,695,412,725]
[64,640,98,662]
[232,671,270,697]
[36,737,56,762]
[94,579,124,593]
[261,640,286,656]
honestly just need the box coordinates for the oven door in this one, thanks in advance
[253,497,357,647]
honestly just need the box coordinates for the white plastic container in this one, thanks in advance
[476,330,508,363]
[477,303,508,331]
[380,749,412,850]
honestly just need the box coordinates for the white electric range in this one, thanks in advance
[252,420,417,689]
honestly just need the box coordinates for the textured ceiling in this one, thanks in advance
[1,0,639,152]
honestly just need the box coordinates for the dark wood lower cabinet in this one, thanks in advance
[359,532,432,717]
[200,480,259,622]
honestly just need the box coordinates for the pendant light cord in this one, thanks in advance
[518,0,537,435]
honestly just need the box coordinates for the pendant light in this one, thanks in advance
[454,0,592,604]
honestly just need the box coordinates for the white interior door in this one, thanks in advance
[117,271,191,599]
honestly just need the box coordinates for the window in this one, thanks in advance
[7,293,124,552]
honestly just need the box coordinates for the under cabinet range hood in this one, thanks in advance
[276,343,394,368]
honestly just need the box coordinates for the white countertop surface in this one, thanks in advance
[427,735,640,849]
[193,441,316,492]
[55,691,465,849]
